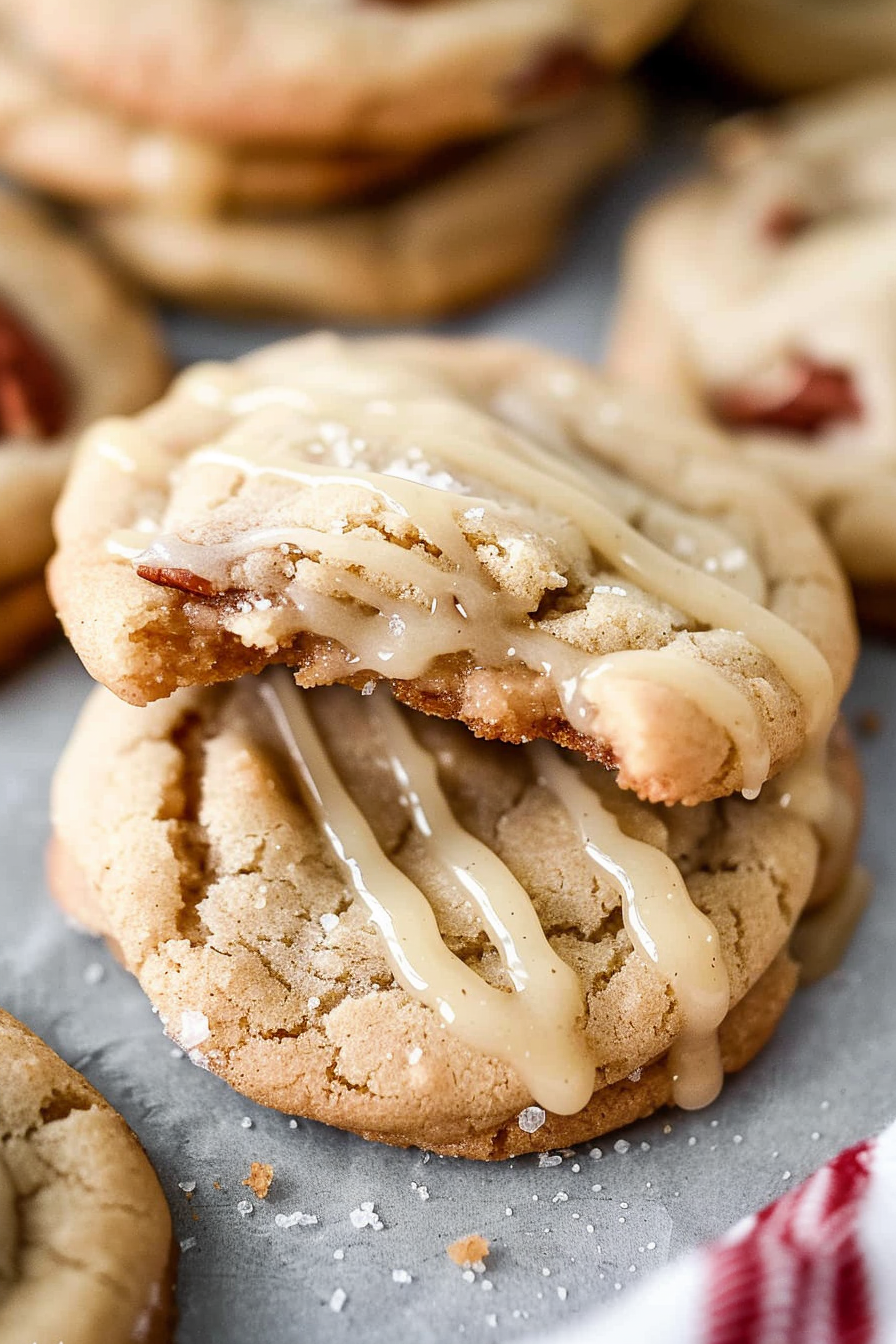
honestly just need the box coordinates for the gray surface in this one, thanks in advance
[1,146,894,1343]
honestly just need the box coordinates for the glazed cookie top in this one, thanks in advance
[51,335,856,807]
[0,1009,173,1344]
[609,80,896,587]
[0,0,688,148]
[0,186,166,589]
[50,677,856,1151]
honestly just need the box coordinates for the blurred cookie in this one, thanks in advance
[0,187,166,671]
[84,89,642,319]
[608,81,896,624]
[0,0,688,149]
[50,333,856,806]
[49,678,863,1158]
[0,1008,174,1342]
[0,41,436,214]
[685,0,896,95]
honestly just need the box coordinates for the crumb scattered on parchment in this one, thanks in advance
[447,1235,490,1268]
[243,1162,274,1199]
[855,709,883,738]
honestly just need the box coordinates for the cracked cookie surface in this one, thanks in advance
[0,1008,174,1344]
[49,679,862,1158]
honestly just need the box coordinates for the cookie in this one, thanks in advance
[51,333,857,807]
[608,81,896,624]
[0,0,688,149]
[0,186,167,672]
[83,89,642,319]
[0,40,439,214]
[685,0,896,95]
[0,1008,174,1342]
[48,675,863,1158]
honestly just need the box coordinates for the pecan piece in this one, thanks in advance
[506,42,602,108]
[0,299,70,439]
[763,202,813,244]
[135,564,219,597]
[713,357,862,437]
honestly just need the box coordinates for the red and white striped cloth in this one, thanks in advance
[539,1122,896,1344]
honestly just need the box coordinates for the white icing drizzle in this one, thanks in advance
[95,350,836,797]
[529,741,729,1110]
[259,669,595,1115]
[259,670,738,1115]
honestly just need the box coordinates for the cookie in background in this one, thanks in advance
[608,80,896,628]
[684,0,896,95]
[0,2,676,318]
[0,187,166,674]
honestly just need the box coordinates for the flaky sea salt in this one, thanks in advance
[392,1269,412,1285]
[613,1140,630,1155]
[538,1153,562,1168]
[180,1237,196,1251]
[589,1147,602,1160]
[240,1117,253,1129]
[333,1249,344,1260]
[518,1107,546,1134]
[275,1211,319,1229]
[178,1180,197,1193]
[552,1193,568,1204]
[329,1288,347,1313]
[237,1201,253,1218]
[83,962,105,986]
[349,1202,383,1231]
[178,1010,210,1052]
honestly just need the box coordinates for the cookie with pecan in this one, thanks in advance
[0,187,166,672]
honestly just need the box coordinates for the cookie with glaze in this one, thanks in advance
[48,679,863,1158]
[51,334,856,806]
[608,80,896,623]
[0,1008,174,1342]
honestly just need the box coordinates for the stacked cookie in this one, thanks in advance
[608,79,896,629]
[0,187,166,673]
[47,333,863,1157]
[0,0,691,319]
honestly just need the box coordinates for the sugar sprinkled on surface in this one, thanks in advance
[180,1237,197,1251]
[240,1117,253,1129]
[392,1269,412,1284]
[236,1201,253,1218]
[333,1249,344,1260]
[83,962,105,985]
[350,1202,384,1231]
[613,1140,630,1155]
[329,1288,347,1313]
[589,1147,602,1160]
[275,1211,319,1228]
[538,1153,562,1168]
[178,1010,210,1052]
[178,1180,197,1193]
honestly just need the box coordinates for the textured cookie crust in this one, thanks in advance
[608,81,896,607]
[52,333,856,806]
[85,89,641,319]
[0,40,443,213]
[685,0,896,95]
[0,0,688,148]
[0,185,167,667]
[48,680,862,1158]
[0,1008,174,1343]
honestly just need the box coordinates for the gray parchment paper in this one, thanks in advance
[1,139,893,1343]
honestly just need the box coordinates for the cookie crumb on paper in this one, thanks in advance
[242,1162,274,1199]
[447,1234,490,1268]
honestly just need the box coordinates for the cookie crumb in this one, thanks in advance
[243,1162,274,1200]
[329,1288,347,1313]
[447,1235,490,1268]
[518,1106,546,1134]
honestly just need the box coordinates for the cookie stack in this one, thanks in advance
[47,333,863,1157]
[0,0,693,320]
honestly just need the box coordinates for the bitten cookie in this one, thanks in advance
[83,89,642,320]
[0,186,167,672]
[608,81,896,626]
[49,677,863,1159]
[0,0,688,149]
[0,1008,174,1343]
[51,333,856,807]
[685,0,896,95]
